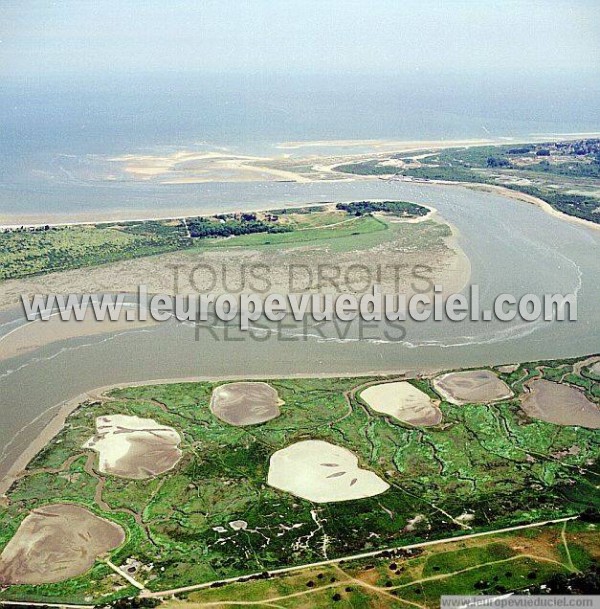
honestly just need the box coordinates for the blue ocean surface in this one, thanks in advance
[1,71,598,219]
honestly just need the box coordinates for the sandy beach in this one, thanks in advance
[0,204,328,229]
[461,182,600,233]
[275,138,501,150]
[275,133,600,153]
[0,201,335,230]
[0,136,537,226]
[1,135,599,229]
[109,150,312,184]
[2,184,598,231]
[0,201,435,231]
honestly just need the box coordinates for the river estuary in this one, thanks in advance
[0,179,599,485]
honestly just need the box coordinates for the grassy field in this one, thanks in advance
[176,522,599,608]
[0,220,190,280]
[277,209,353,228]
[200,214,387,249]
[0,356,598,605]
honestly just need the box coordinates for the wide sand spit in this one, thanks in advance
[360,381,442,426]
[0,308,157,362]
[0,503,124,585]
[210,381,283,426]
[432,370,513,405]
[521,379,600,429]
[267,440,389,503]
[84,414,183,479]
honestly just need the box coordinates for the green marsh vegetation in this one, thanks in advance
[337,139,600,224]
[0,356,598,603]
[0,202,428,280]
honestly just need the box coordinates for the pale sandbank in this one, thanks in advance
[83,414,182,479]
[267,440,389,503]
[360,381,442,426]
[0,307,157,362]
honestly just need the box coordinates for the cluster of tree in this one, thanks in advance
[336,201,428,217]
[504,184,599,224]
[185,217,293,239]
[214,212,260,222]
[486,156,511,168]
[110,598,160,609]
[337,160,399,176]
[338,160,484,183]
[2,224,54,234]
[528,564,600,595]
[526,159,600,179]
[554,138,600,156]
[1,606,51,609]
[271,205,324,215]
[507,146,534,154]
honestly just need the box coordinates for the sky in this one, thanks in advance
[1,0,599,79]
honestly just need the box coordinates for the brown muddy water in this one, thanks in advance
[1,180,599,486]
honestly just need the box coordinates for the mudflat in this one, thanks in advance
[432,370,513,405]
[521,379,600,429]
[0,217,470,312]
[84,414,182,479]
[210,382,283,426]
[0,309,156,362]
[0,503,124,584]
